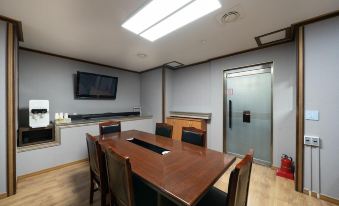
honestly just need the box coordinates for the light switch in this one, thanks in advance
[305,110,319,121]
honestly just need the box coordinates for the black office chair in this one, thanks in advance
[86,133,108,206]
[181,127,206,147]
[196,149,254,206]
[155,123,173,138]
[99,121,121,135]
[104,148,157,206]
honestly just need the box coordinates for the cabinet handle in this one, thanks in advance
[229,100,232,129]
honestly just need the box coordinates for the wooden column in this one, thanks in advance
[295,26,304,192]
[6,23,16,195]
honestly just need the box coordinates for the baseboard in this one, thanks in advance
[17,159,88,181]
[320,194,339,205]
[0,193,7,199]
[304,188,339,205]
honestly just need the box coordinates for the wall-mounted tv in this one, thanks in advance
[75,71,118,99]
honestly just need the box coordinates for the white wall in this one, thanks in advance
[140,68,163,131]
[17,118,153,176]
[167,43,296,167]
[304,16,339,199]
[0,20,7,194]
[18,50,141,126]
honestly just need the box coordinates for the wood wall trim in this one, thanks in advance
[292,10,339,30]
[320,194,339,205]
[140,66,162,74]
[6,23,16,196]
[0,15,23,41]
[17,159,88,181]
[303,189,339,205]
[0,193,7,199]
[296,26,304,193]
[19,47,139,74]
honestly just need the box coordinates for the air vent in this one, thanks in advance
[219,11,240,24]
[216,4,244,25]
[164,61,184,69]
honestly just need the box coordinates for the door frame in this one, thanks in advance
[223,61,274,166]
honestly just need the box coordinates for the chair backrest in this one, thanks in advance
[99,121,121,135]
[181,127,206,147]
[86,133,108,190]
[105,148,134,206]
[226,150,254,206]
[155,123,173,138]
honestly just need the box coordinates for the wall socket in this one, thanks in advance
[304,136,312,146]
[304,136,320,147]
[311,136,320,147]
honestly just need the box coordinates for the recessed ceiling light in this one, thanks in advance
[137,53,147,58]
[140,0,221,41]
[122,0,193,34]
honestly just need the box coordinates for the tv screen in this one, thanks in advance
[76,71,118,99]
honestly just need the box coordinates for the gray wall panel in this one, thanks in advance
[169,43,296,167]
[140,68,163,131]
[304,16,339,199]
[18,50,141,126]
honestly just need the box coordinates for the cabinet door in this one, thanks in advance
[170,119,178,140]
[166,118,174,126]
[190,120,202,129]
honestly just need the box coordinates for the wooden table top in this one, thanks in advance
[98,130,235,206]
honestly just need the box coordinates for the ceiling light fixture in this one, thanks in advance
[140,0,221,41]
[122,0,193,35]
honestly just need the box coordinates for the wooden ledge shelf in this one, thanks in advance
[169,111,211,120]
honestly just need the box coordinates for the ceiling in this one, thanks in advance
[0,0,339,72]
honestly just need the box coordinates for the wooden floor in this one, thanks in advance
[0,160,335,206]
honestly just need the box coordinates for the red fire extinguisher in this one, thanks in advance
[276,154,294,180]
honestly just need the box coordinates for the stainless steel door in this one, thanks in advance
[224,64,272,165]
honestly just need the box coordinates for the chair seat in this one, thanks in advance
[197,187,228,206]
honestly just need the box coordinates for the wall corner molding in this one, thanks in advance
[0,15,23,41]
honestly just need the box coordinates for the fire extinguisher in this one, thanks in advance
[276,154,295,180]
[281,154,294,173]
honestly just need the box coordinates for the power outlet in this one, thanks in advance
[304,136,320,147]
[311,137,320,147]
[304,136,312,146]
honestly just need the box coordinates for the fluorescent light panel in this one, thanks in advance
[140,0,221,41]
[122,0,193,34]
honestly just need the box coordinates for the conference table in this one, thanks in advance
[98,130,235,206]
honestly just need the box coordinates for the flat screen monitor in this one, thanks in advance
[76,71,118,99]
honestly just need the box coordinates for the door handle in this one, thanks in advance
[229,100,232,129]
[243,111,251,123]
